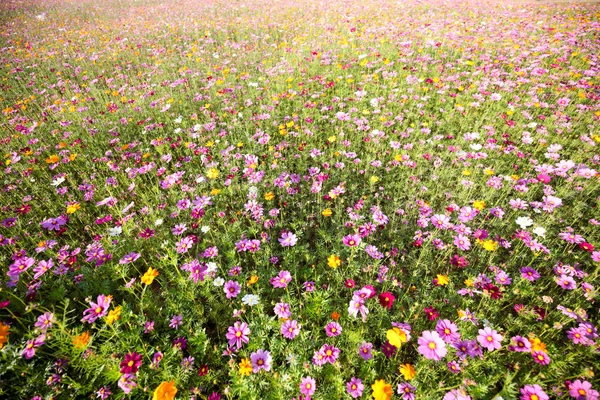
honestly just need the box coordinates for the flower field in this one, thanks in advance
[1,0,599,398]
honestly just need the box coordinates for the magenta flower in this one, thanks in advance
[508,336,531,352]
[477,327,503,351]
[250,349,272,372]
[398,383,416,400]
[274,302,292,319]
[454,234,471,251]
[281,319,301,339]
[347,377,364,399]
[117,373,137,394]
[21,334,45,359]
[569,380,599,400]
[520,267,540,281]
[34,312,55,332]
[226,321,250,350]
[223,280,241,299]
[358,341,373,360]
[318,343,340,364]
[532,351,550,365]
[417,330,447,360]
[81,294,112,324]
[342,234,361,247]
[299,376,316,397]
[119,252,140,264]
[325,321,342,337]
[119,352,142,374]
[270,270,292,288]
[435,319,460,343]
[520,384,549,400]
[556,275,576,290]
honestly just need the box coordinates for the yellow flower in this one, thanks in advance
[248,275,259,286]
[206,168,219,179]
[0,322,10,349]
[152,381,177,400]
[327,254,341,269]
[464,278,474,287]
[322,208,333,217]
[484,168,494,175]
[473,200,485,210]
[239,358,252,375]
[46,155,59,164]
[399,363,416,380]
[436,274,449,286]
[370,176,379,184]
[66,203,81,214]
[481,239,498,251]
[462,169,471,176]
[141,267,159,285]
[530,337,547,353]
[264,192,275,201]
[210,188,221,195]
[386,327,407,348]
[105,306,123,325]
[73,331,91,349]
[328,135,336,143]
[371,379,393,400]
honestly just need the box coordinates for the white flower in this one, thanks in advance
[242,294,260,306]
[51,177,65,186]
[109,226,122,237]
[201,226,210,233]
[213,277,225,286]
[174,116,183,124]
[206,262,218,274]
[470,144,482,151]
[155,218,164,226]
[532,226,546,238]
[515,216,533,229]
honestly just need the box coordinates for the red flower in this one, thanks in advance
[378,292,395,309]
[424,306,439,321]
[120,352,142,374]
[579,242,594,252]
[198,364,209,376]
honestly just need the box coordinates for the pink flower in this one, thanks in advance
[82,294,112,324]
[226,321,250,350]
[300,376,316,397]
[476,327,503,351]
[569,380,599,400]
[417,330,447,360]
[270,270,292,288]
[342,234,361,247]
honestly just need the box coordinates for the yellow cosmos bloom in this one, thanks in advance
[371,379,393,400]
[141,267,159,285]
[473,200,485,210]
[66,203,81,214]
[436,274,449,286]
[328,254,341,269]
[206,168,219,179]
[399,363,416,380]
[73,331,91,349]
[0,322,10,349]
[386,327,407,348]
[264,192,275,201]
[152,381,177,400]
[239,358,252,375]
[322,208,332,217]
[248,275,259,286]
[46,155,59,164]
[106,306,122,325]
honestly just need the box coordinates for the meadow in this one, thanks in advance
[0,0,599,398]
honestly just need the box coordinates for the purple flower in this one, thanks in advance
[556,275,576,290]
[316,344,339,365]
[358,341,373,360]
[418,330,447,360]
[96,387,112,400]
[118,373,137,394]
[508,336,531,352]
[270,270,292,288]
[520,384,549,400]
[520,267,540,281]
[226,321,250,350]
[381,341,397,358]
[224,280,241,299]
[325,321,342,337]
[33,259,53,279]
[279,231,298,247]
[40,216,67,231]
[454,234,471,251]
[347,377,364,398]
[281,319,301,339]
[34,312,55,332]
[447,360,461,374]
[119,252,140,264]
[82,295,112,324]
[250,349,272,372]
[435,319,460,343]
[169,314,183,329]
[398,383,416,400]
[299,376,316,397]
[477,327,503,351]
[21,334,45,359]
[342,234,361,247]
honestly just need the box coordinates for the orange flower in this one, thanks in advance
[46,155,59,164]
[331,311,340,321]
[372,379,393,400]
[0,322,10,349]
[152,381,177,400]
[141,267,159,285]
[73,331,91,349]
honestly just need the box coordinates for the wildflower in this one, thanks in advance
[418,331,447,360]
[224,280,242,298]
[328,254,342,268]
[358,342,374,360]
[398,383,416,400]
[508,336,531,352]
[120,352,142,374]
[520,267,540,282]
[274,303,292,319]
[151,352,163,369]
[97,387,112,400]
[226,321,250,350]
[66,202,81,214]
[322,208,333,217]
[568,380,598,400]
[82,295,112,324]
[21,334,45,359]
[206,168,219,179]
[435,319,460,343]
[73,331,90,349]
[270,270,292,288]
[343,234,361,247]
[477,327,503,351]
[248,275,259,285]
[106,306,122,325]
[0,322,9,349]
[435,274,449,286]
[447,361,461,374]
[169,314,183,329]
[34,312,55,332]
[239,358,252,375]
[279,231,298,247]
[520,384,549,400]
[372,379,393,400]
[281,320,301,339]
[399,363,416,380]
[378,292,395,309]
[300,376,316,397]
[118,373,137,394]
[153,381,177,400]
[424,306,439,321]
[347,377,365,398]
[381,341,397,358]
[473,200,485,210]
[241,294,260,306]
[119,252,140,264]
[250,349,272,372]
[387,327,407,348]
[141,267,159,285]
[530,337,546,353]
[532,351,551,365]
[325,321,342,337]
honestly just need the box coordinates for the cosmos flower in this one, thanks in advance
[417,331,447,360]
